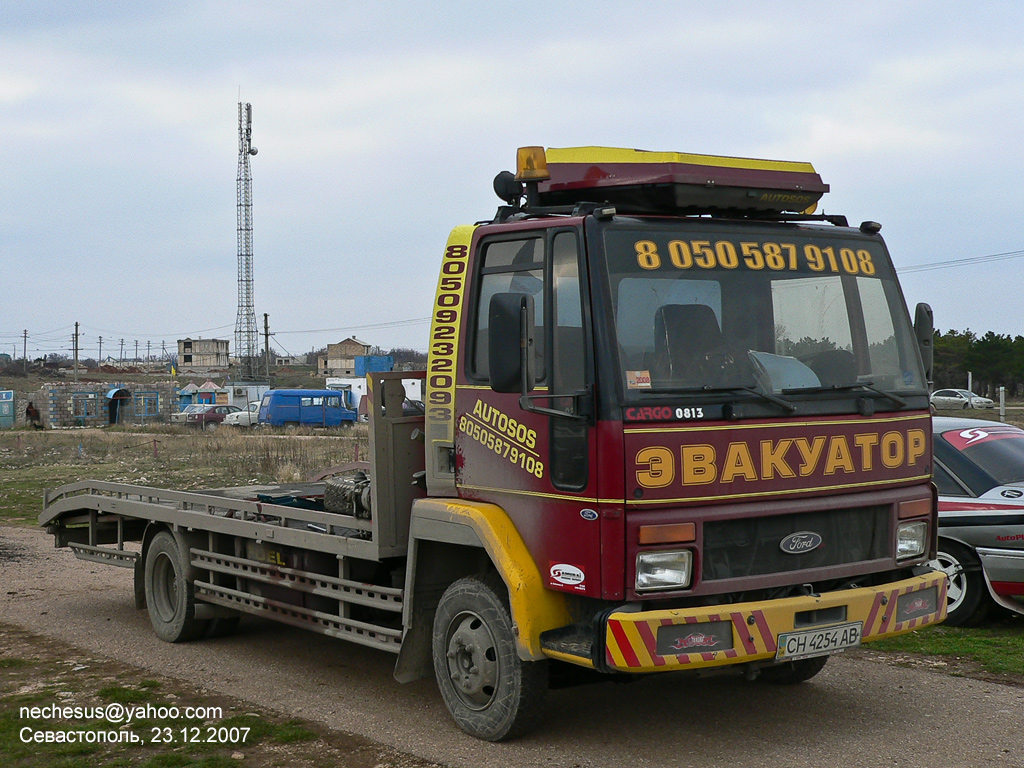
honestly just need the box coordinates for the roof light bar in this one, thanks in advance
[515,145,829,216]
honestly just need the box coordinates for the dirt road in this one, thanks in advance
[3,524,1022,768]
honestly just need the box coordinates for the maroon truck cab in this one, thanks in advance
[416,147,945,738]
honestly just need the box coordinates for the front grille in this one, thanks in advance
[702,505,889,581]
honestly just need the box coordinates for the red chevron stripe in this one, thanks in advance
[731,612,758,654]
[752,611,777,652]
[635,620,665,667]
[607,620,641,668]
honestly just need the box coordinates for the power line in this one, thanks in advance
[79,322,235,338]
[900,248,1024,274]
[273,317,431,335]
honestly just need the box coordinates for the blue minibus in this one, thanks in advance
[257,389,357,427]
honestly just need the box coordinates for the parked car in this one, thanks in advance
[931,416,1024,625]
[186,404,241,431]
[170,403,209,424]
[930,388,995,410]
[222,401,260,428]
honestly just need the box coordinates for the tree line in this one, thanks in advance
[933,329,1024,397]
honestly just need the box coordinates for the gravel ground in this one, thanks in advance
[4,523,1024,768]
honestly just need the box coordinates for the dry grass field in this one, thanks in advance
[0,426,368,526]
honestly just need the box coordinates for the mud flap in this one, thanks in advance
[134,557,147,610]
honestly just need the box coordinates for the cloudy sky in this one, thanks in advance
[2,1,1023,364]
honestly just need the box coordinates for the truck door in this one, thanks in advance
[457,226,603,598]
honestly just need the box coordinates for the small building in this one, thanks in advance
[177,338,230,371]
[318,337,371,376]
[177,382,201,411]
[197,380,227,405]
[354,355,394,377]
[0,390,14,429]
[275,355,302,366]
[227,381,269,408]
[31,381,177,427]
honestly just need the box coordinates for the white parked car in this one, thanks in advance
[930,388,995,410]
[932,417,1024,625]
[223,401,261,428]
[170,403,209,424]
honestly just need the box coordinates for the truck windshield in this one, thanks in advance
[601,223,925,403]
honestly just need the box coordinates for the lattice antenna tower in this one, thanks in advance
[235,102,259,380]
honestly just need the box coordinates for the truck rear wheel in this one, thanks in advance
[432,575,548,741]
[144,530,209,642]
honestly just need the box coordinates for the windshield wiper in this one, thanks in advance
[643,384,796,413]
[781,381,907,408]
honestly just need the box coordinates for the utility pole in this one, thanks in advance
[263,314,270,378]
[147,340,151,364]
[73,322,79,383]
[119,338,124,366]
[23,330,27,373]
[98,336,103,364]
[134,339,139,364]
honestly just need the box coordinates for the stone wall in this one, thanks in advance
[33,381,177,428]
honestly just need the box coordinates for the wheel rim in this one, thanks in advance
[444,610,499,710]
[152,551,179,622]
[930,552,966,614]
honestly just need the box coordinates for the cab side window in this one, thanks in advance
[471,237,545,381]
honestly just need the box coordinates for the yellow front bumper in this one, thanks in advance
[602,570,946,673]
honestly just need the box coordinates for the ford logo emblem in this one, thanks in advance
[780,531,823,554]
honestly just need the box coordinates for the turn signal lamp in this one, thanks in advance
[898,497,932,519]
[517,145,829,215]
[515,146,551,181]
[638,522,696,545]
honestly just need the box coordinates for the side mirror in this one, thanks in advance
[914,302,934,384]
[488,292,535,394]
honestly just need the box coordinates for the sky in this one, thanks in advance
[2,1,1023,364]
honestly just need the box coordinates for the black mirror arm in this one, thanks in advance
[518,387,594,424]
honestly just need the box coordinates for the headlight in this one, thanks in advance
[636,550,692,592]
[896,521,928,560]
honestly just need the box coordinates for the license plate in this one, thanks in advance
[776,622,862,661]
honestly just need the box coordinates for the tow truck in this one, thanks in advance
[41,145,946,741]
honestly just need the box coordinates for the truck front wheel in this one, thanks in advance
[432,575,548,741]
[144,530,209,642]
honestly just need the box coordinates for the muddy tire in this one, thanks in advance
[758,655,829,684]
[144,530,209,642]
[432,575,548,741]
